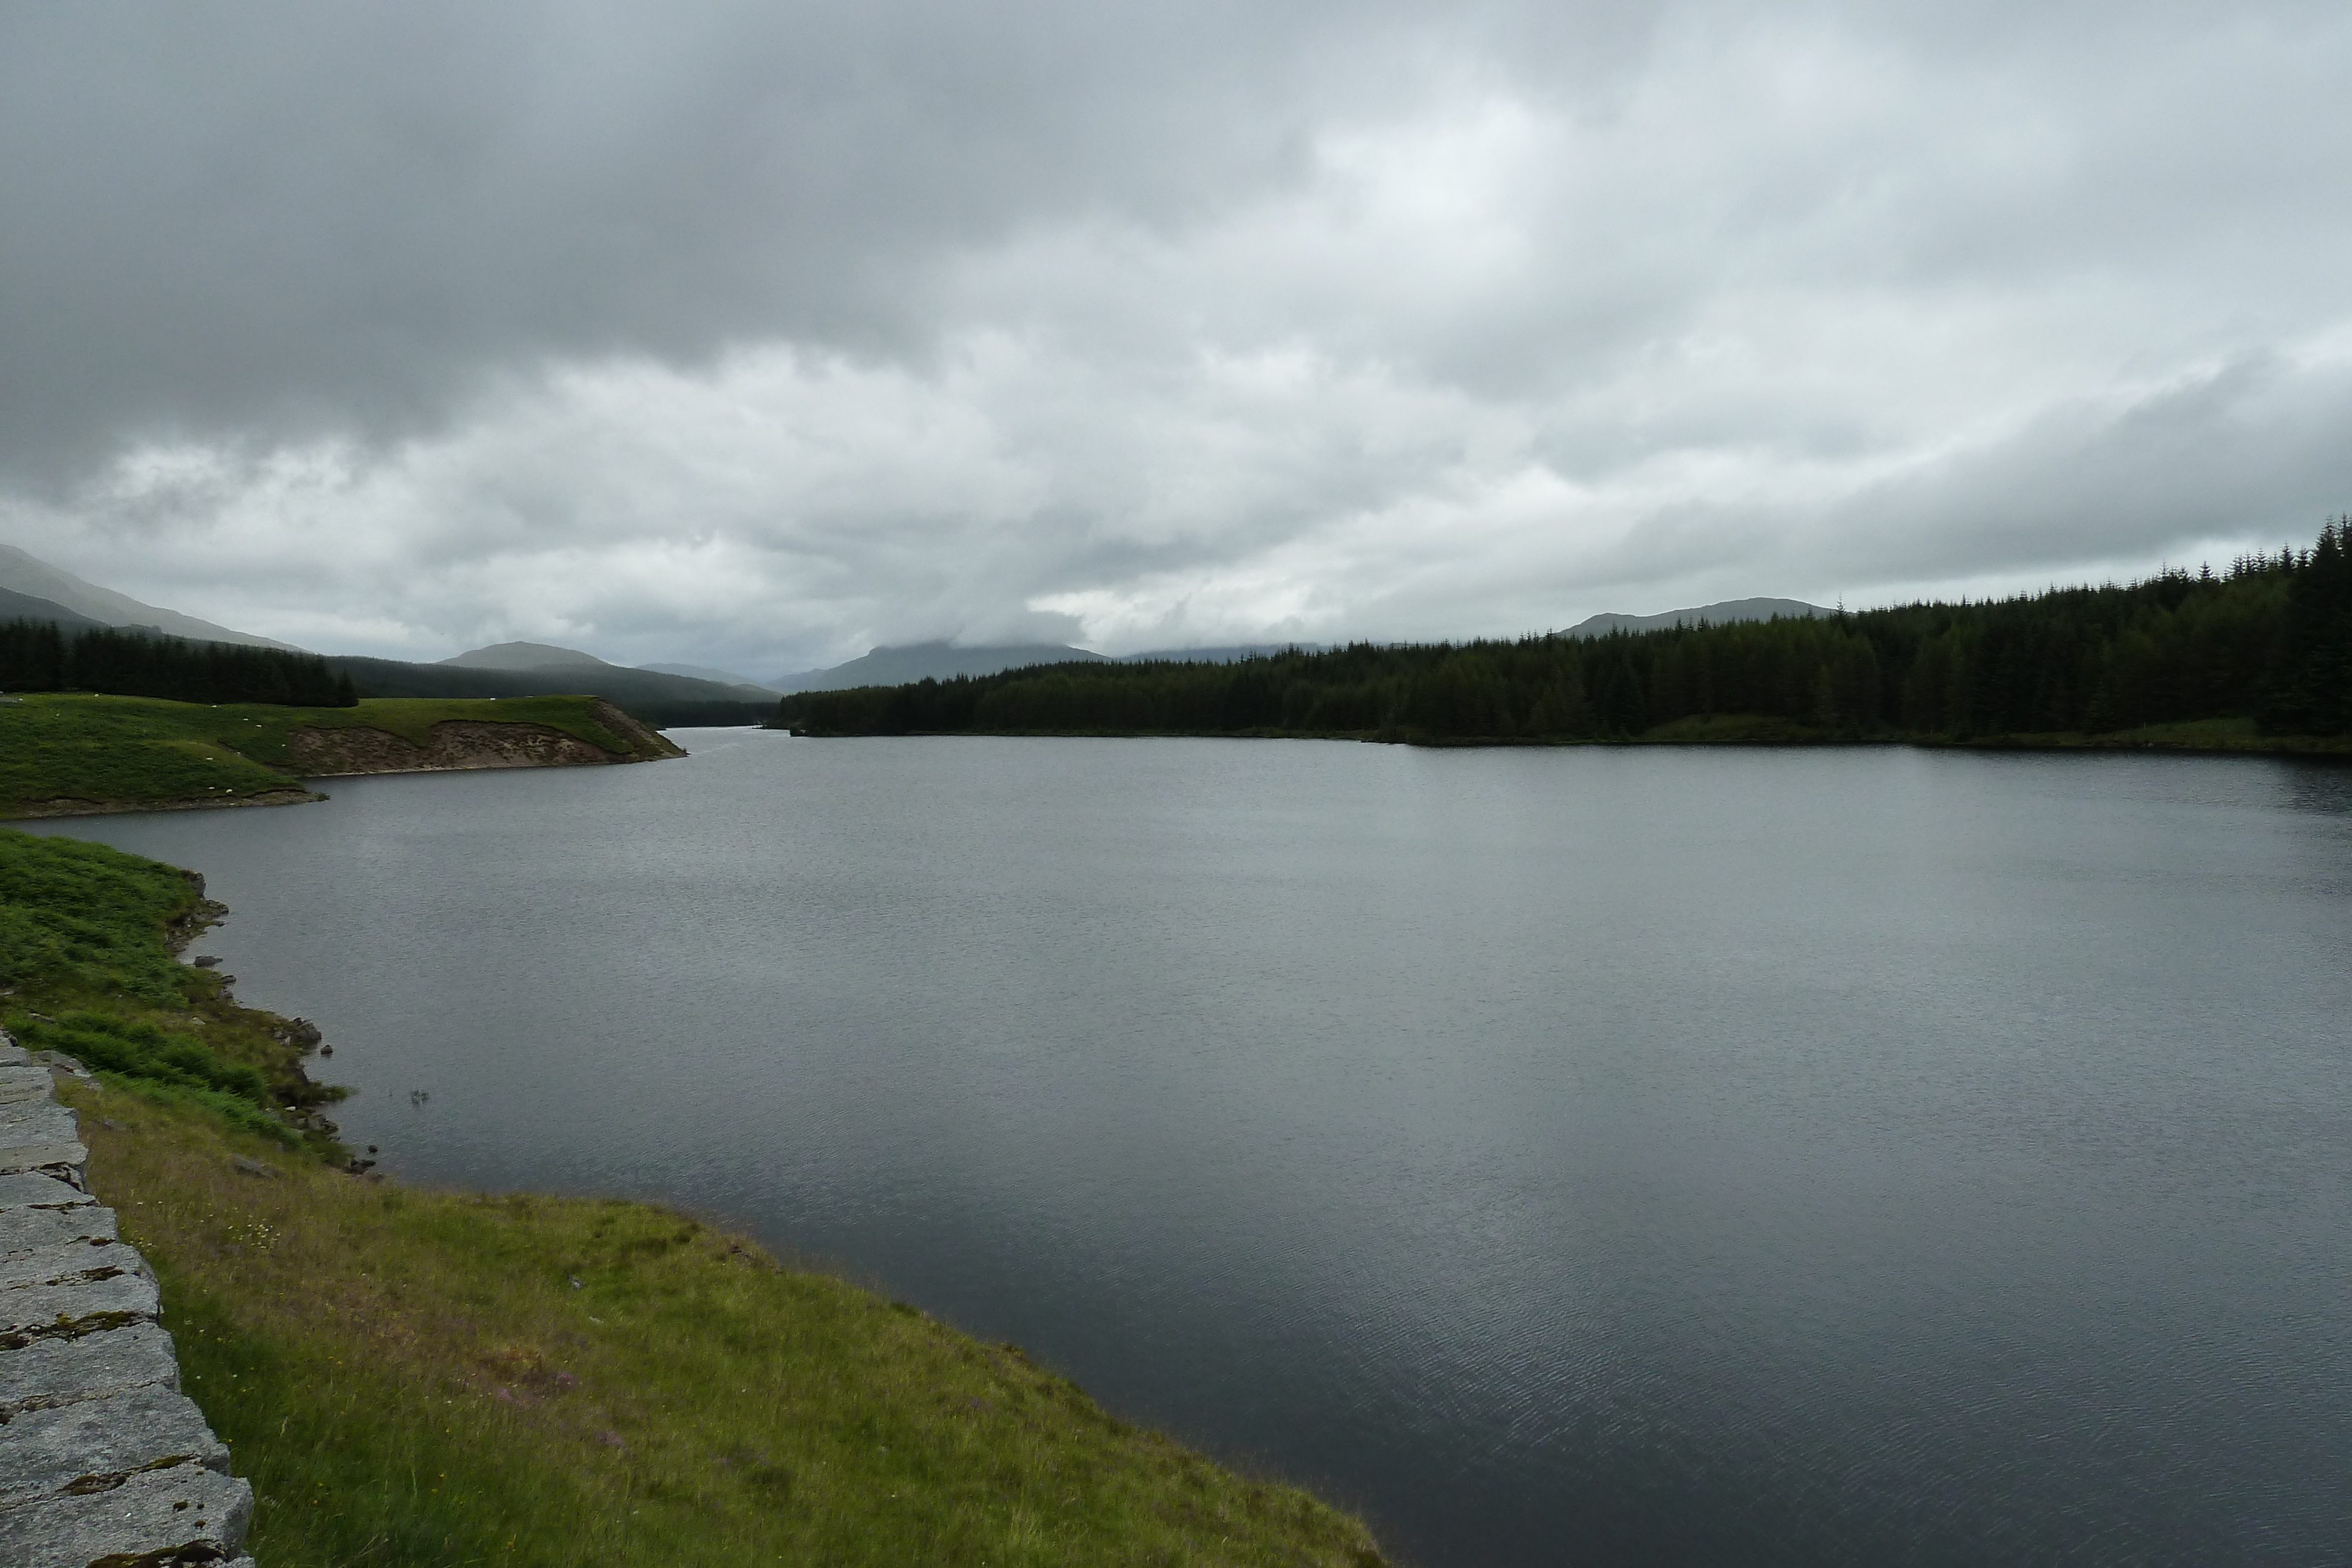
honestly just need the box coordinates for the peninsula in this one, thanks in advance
[0,694,682,821]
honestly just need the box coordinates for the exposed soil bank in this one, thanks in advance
[288,700,684,777]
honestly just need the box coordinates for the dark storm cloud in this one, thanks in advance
[0,0,1514,471]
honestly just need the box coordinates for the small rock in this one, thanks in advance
[366,1145,378,1154]
[229,1156,280,1180]
[192,957,220,969]
[343,1158,376,1175]
[567,1275,584,1290]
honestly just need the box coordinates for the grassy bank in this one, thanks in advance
[2,827,1387,1566]
[0,693,677,818]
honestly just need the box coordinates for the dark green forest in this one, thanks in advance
[0,621,357,707]
[774,520,2352,747]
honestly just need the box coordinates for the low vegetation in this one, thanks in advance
[0,828,345,1133]
[774,519,2352,751]
[5,825,1387,1566]
[0,693,673,818]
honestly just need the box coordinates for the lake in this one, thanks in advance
[29,733,2352,1565]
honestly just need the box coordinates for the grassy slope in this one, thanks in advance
[0,693,670,817]
[2,827,1386,1567]
[0,828,342,1122]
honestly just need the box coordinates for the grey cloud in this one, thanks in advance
[0,0,1470,476]
[7,0,2352,664]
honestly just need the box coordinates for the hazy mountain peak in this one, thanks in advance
[0,584,108,633]
[639,662,780,693]
[440,640,614,671]
[1562,598,1826,638]
[0,542,303,650]
[771,641,1108,693]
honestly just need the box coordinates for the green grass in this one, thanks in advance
[5,813,1388,1567]
[0,826,346,1121]
[0,693,671,817]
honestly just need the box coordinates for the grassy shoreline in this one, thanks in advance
[2,827,1388,1566]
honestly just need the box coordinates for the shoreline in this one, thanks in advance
[0,825,1390,1564]
[772,723,2352,757]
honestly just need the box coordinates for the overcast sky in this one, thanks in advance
[5,1,2350,673]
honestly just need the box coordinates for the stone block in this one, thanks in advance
[0,1205,117,1259]
[0,1322,181,1418]
[0,1101,75,1145]
[0,1067,50,1105]
[0,1269,159,1348]
[0,1382,231,1510]
[0,1174,93,1213]
[0,1236,141,1292]
[0,1143,86,1181]
[0,1459,250,1566]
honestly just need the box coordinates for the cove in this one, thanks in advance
[31,732,2352,1566]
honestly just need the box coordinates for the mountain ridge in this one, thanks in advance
[0,543,303,650]
[773,640,1335,691]
[1562,597,1825,637]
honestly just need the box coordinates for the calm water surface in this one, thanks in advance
[34,735,2352,1566]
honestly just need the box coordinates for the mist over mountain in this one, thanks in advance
[642,663,780,694]
[0,584,108,634]
[773,643,1110,693]
[0,543,299,650]
[1563,600,1826,638]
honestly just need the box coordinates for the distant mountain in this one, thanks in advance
[1118,643,1329,663]
[773,641,1110,693]
[640,661,781,693]
[440,640,614,671]
[1562,598,1825,637]
[327,651,776,729]
[0,542,303,650]
[0,584,109,634]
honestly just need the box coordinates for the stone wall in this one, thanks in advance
[0,1033,254,1567]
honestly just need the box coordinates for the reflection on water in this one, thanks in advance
[34,737,2352,1566]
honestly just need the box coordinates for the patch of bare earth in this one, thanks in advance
[290,723,610,777]
[288,700,683,777]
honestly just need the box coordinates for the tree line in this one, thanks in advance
[774,519,2352,744]
[0,621,358,707]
